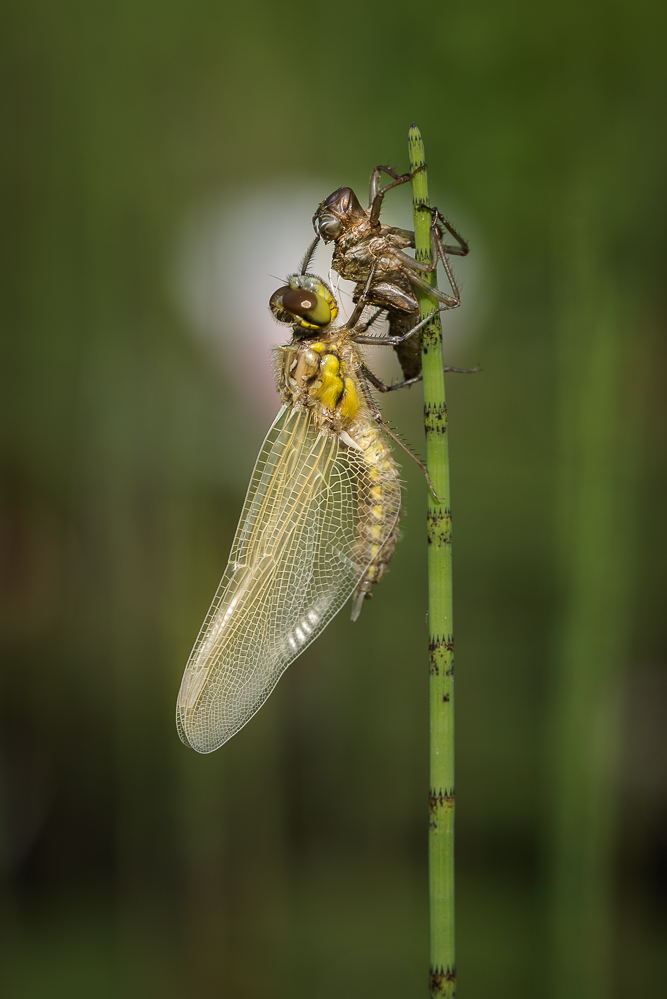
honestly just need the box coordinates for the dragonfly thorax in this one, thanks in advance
[280,338,360,426]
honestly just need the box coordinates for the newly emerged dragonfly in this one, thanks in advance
[313,164,469,381]
[176,246,441,754]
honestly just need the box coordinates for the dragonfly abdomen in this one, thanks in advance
[346,417,401,621]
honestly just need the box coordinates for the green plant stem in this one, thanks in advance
[409,125,456,999]
[548,189,635,999]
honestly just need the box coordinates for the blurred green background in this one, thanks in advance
[2,1,666,997]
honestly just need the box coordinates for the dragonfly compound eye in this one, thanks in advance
[269,284,333,330]
[316,213,342,240]
[282,289,319,315]
[313,187,365,240]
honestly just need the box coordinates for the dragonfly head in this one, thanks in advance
[312,187,366,241]
[269,274,339,335]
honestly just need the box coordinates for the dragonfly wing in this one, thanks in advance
[176,404,397,754]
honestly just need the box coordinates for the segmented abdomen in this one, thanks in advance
[349,419,401,620]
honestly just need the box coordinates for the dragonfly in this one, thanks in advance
[176,243,442,754]
[313,164,470,382]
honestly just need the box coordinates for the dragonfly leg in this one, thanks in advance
[443,363,482,374]
[371,410,439,502]
[353,306,450,346]
[386,215,463,307]
[359,361,423,393]
[385,250,460,308]
[352,307,385,334]
[399,207,469,312]
[424,204,470,258]
[359,360,480,394]
[406,267,461,308]
[368,164,412,225]
[428,214,468,310]
[346,260,380,328]
[367,163,432,227]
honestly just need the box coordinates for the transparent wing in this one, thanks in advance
[176,404,398,754]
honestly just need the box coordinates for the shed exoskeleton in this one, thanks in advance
[313,164,470,382]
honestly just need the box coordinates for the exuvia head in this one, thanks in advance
[269,274,339,334]
[312,187,366,241]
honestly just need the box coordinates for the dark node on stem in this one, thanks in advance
[429,788,456,826]
[429,788,455,811]
[422,323,443,349]
[429,634,454,676]
[424,402,448,436]
[427,509,452,546]
[429,965,457,995]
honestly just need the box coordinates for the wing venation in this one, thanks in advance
[176,405,398,754]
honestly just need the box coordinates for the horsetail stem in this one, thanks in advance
[409,125,456,999]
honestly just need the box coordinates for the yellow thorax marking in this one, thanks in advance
[339,377,359,420]
[311,354,344,410]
